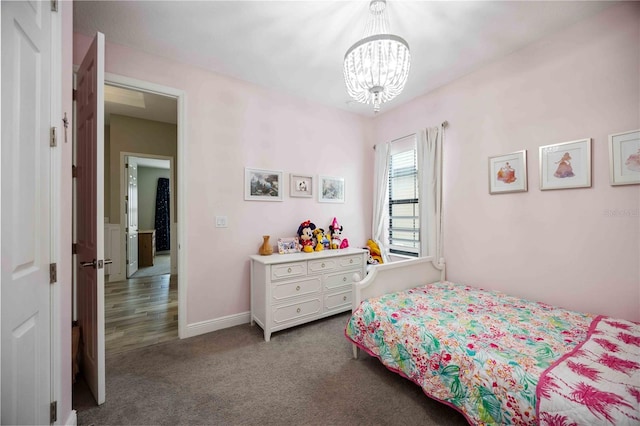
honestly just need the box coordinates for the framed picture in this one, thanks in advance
[488,150,528,194]
[289,174,313,198]
[609,129,640,186]
[244,168,283,201]
[277,237,300,254]
[539,138,591,190]
[318,176,345,203]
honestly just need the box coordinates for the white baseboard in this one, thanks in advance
[64,409,77,426]
[183,311,250,339]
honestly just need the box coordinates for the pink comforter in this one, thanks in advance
[537,316,640,425]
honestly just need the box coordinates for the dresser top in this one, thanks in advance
[249,247,367,265]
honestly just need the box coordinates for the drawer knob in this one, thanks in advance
[350,259,353,264]
[296,307,301,313]
[343,277,347,282]
[287,267,292,273]
[296,285,300,291]
[321,262,325,268]
[343,296,347,301]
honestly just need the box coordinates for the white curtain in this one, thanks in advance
[417,125,444,263]
[372,142,391,263]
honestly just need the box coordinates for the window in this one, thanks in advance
[388,135,419,257]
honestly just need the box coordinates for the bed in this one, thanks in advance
[345,257,640,425]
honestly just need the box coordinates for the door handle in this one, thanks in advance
[80,259,96,268]
[81,259,110,269]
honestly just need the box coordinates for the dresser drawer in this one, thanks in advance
[324,269,359,290]
[324,289,352,312]
[271,262,307,281]
[272,298,322,325]
[308,258,337,273]
[272,276,321,302]
[337,254,363,269]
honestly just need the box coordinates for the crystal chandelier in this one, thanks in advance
[343,0,411,114]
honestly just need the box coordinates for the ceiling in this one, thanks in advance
[105,85,177,125]
[75,1,614,118]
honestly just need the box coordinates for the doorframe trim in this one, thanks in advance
[50,2,64,420]
[104,73,188,339]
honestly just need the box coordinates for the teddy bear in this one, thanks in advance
[297,220,316,253]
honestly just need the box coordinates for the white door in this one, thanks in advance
[76,32,106,405]
[1,1,53,424]
[126,158,139,277]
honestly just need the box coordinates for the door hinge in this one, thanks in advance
[72,89,77,101]
[72,165,77,178]
[51,0,58,12]
[125,163,129,168]
[50,127,57,147]
[49,263,57,284]
[125,195,129,201]
[72,243,78,255]
[50,401,57,423]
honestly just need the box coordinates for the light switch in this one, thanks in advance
[215,216,228,228]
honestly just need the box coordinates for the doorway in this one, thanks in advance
[104,84,179,354]
[73,73,186,408]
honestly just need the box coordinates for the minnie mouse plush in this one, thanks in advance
[328,217,349,249]
[297,220,316,253]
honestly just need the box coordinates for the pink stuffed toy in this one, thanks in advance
[328,217,349,249]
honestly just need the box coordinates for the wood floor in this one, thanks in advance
[105,273,178,355]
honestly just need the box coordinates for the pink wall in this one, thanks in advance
[373,3,640,321]
[59,1,74,422]
[73,34,371,325]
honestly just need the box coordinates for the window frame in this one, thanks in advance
[387,135,420,257]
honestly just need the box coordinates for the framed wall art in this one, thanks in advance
[289,174,313,198]
[609,129,640,186]
[318,175,345,203]
[539,138,591,190]
[244,168,283,201]
[488,150,528,194]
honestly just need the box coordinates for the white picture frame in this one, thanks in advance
[289,174,313,198]
[244,168,283,201]
[488,150,528,194]
[539,138,591,190]
[318,176,345,203]
[609,129,640,186]
[277,237,300,254]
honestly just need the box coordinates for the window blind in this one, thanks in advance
[388,135,419,256]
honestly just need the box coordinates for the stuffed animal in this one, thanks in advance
[364,247,379,265]
[366,239,383,264]
[313,228,325,251]
[297,220,316,253]
[328,217,349,249]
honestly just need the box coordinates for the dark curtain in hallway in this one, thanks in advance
[154,178,170,251]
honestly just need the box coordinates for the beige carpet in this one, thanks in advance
[131,253,171,278]
[75,312,468,425]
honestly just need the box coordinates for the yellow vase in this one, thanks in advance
[259,235,273,256]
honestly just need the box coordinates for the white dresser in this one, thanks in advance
[250,248,367,341]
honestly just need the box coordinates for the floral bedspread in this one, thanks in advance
[537,316,640,426]
[345,281,594,425]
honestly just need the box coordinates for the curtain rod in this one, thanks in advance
[373,121,448,150]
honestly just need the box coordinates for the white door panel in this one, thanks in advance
[126,159,139,277]
[1,1,52,424]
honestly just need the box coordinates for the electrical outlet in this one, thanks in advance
[215,216,228,228]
